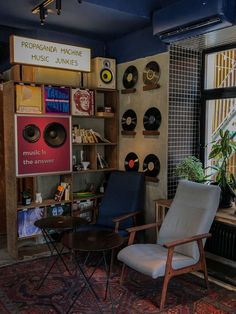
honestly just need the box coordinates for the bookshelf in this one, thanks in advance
[2,70,119,259]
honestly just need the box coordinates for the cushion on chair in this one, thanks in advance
[117,243,196,279]
[96,171,145,230]
[157,180,221,260]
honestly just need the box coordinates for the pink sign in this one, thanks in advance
[16,115,71,176]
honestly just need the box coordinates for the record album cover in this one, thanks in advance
[44,86,70,114]
[16,84,42,114]
[72,88,94,116]
[18,207,44,238]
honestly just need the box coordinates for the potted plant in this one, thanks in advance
[207,129,236,208]
[174,156,205,182]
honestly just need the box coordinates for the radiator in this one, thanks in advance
[205,221,236,261]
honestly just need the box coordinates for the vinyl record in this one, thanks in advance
[143,107,162,131]
[123,65,138,89]
[121,109,137,131]
[143,61,160,86]
[124,152,139,171]
[100,68,113,84]
[23,124,41,143]
[143,154,160,177]
[44,122,67,148]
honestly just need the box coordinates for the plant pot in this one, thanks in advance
[219,185,234,208]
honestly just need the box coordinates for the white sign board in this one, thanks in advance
[10,35,91,72]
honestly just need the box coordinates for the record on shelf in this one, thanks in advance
[143,154,160,177]
[143,61,160,86]
[124,152,139,171]
[123,65,138,89]
[143,107,162,131]
[121,109,137,131]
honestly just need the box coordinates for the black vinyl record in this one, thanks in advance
[123,65,138,89]
[143,61,160,86]
[143,154,160,177]
[143,107,162,131]
[44,122,67,148]
[121,109,137,131]
[23,124,41,143]
[124,152,139,171]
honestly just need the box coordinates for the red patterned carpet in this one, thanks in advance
[0,254,235,313]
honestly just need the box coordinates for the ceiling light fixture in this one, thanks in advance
[32,0,62,24]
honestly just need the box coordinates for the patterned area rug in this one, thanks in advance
[0,254,235,313]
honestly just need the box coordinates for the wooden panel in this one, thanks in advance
[0,87,6,233]
[22,65,82,86]
[3,81,18,258]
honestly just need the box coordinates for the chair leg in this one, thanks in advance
[120,263,126,285]
[198,239,210,290]
[160,274,170,310]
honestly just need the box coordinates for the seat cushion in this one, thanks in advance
[117,244,196,279]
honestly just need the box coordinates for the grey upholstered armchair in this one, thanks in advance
[118,180,221,310]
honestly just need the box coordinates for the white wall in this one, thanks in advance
[117,52,169,227]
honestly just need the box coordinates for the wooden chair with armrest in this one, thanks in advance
[118,180,221,310]
[81,170,145,238]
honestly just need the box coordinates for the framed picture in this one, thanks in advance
[16,84,42,114]
[72,88,94,116]
[44,86,70,115]
[17,207,44,238]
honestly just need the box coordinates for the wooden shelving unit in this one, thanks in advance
[2,72,119,259]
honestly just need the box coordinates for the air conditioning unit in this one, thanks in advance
[153,0,236,43]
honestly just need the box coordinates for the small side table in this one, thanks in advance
[62,229,124,314]
[154,199,172,222]
[34,216,87,288]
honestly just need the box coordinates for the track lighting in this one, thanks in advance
[39,5,45,25]
[32,0,62,25]
[56,0,61,15]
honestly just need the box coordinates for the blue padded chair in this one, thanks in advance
[86,170,145,237]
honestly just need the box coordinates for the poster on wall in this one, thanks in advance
[44,86,70,114]
[16,84,42,114]
[71,88,94,116]
[15,115,71,176]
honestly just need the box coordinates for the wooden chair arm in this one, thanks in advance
[113,210,143,233]
[163,233,211,249]
[112,210,142,223]
[127,222,162,245]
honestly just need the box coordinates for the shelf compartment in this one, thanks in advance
[17,199,72,211]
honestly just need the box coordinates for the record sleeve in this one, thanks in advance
[16,84,42,114]
[44,86,70,114]
[17,207,44,238]
[72,88,95,116]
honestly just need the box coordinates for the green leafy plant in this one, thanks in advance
[174,156,205,182]
[208,129,236,207]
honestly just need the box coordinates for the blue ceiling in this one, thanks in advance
[0,0,179,41]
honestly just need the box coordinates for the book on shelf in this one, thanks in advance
[97,152,109,169]
[54,182,70,202]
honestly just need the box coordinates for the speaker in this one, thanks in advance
[88,57,116,89]
[43,122,67,148]
[15,115,71,176]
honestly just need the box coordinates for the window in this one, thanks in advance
[202,45,236,180]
